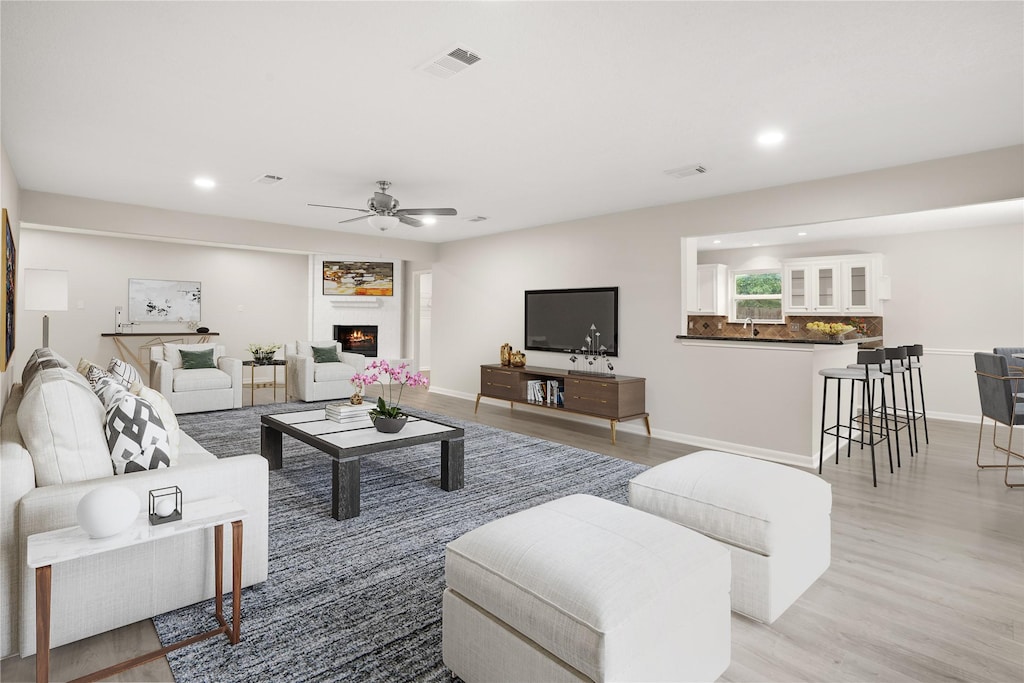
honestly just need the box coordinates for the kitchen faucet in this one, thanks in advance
[743,317,755,337]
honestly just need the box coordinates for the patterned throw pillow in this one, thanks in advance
[93,376,129,407]
[107,357,142,390]
[180,348,216,369]
[77,357,109,387]
[312,345,341,363]
[105,392,172,474]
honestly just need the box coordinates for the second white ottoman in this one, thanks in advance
[629,450,832,624]
[443,494,732,682]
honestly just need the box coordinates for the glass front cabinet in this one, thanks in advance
[783,254,885,316]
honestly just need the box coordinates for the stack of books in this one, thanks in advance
[526,379,563,406]
[325,403,351,422]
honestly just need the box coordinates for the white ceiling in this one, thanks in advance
[2,1,1022,243]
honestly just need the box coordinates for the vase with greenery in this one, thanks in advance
[352,360,429,432]
[247,343,281,365]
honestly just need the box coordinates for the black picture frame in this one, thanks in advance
[323,261,394,296]
[2,209,15,371]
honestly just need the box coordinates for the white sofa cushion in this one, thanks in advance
[107,357,142,389]
[445,494,731,682]
[296,340,341,357]
[172,367,232,392]
[163,343,220,370]
[16,367,113,486]
[628,450,833,555]
[313,362,357,382]
[105,392,172,474]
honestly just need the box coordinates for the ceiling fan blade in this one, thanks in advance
[398,215,424,228]
[398,208,457,216]
[308,203,371,212]
[337,215,370,225]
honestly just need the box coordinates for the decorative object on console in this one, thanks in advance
[196,326,210,333]
[149,486,183,525]
[806,320,854,340]
[248,342,282,365]
[508,350,526,367]
[23,268,68,348]
[500,343,512,366]
[77,485,141,539]
[352,359,429,433]
[128,278,201,322]
[569,323,615,376]
[1,208,15,371]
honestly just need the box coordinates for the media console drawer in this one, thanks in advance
[475,364,649,444]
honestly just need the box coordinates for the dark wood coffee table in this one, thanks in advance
[260,404,465,520]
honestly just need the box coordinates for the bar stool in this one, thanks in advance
[818,348,893,487]
[901,344,929,445]
[850,346,917,460]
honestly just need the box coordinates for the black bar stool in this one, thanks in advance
[818,348,893,487]
[901,344,929,445]
[849,346,917,461]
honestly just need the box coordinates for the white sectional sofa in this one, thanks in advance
[0,348,268,658]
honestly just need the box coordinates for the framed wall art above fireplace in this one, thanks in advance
[323,261,394,296]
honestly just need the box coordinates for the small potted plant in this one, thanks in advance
[351,360,429,433]
[247,343,281,365]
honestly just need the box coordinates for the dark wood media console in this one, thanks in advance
[475,364,651,444]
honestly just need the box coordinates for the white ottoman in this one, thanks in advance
[629,450,832,625]
[442,494,731,683]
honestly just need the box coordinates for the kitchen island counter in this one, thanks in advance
[675,335,883,345]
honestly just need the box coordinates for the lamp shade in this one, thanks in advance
[24,269,69,312]
[367,215,399,232]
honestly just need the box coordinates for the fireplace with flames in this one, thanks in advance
[334,325,378,357]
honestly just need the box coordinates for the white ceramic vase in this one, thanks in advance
[76,486,141,539]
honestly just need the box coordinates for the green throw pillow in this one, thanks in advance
[179,348,216,370]
[312,345,341,363]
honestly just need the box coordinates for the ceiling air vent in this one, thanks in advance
[253,174,285,185]
[419,45,483,79]
[663,165,708,179]
[467,216,488,222]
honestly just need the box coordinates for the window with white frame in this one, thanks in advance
[730,269,783,323]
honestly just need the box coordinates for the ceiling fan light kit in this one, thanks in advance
[308,180,457,232]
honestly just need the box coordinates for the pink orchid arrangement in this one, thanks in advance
[351,359,429,419]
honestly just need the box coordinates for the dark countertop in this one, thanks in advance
[675,335,883,346]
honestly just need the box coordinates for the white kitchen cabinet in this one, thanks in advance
[783,254,885,315]
[689,264,728,315]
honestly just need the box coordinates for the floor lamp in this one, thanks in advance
[24,268,69,348]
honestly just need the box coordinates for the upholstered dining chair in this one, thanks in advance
[150,343,243,414]
[285,341,366,402]
[993,347,1024,376]
[973,352,1023,488]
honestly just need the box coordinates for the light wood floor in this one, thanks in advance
[4,385,1021,682]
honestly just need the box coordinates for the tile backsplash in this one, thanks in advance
[686,315,883,342]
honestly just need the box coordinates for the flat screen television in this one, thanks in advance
[524,287,618,356]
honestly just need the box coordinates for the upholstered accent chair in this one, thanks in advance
[285,341,366,402]
[974,352,1023,488]
[150,343,243,414]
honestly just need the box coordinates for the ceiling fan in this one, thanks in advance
[309,180,457,231]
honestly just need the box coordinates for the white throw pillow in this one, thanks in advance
[297,340,341,357]
[138,386,180,465]
[163,343,219,370]
[105,392,172,475]
[17,367,113,485]
[107,357,143,391]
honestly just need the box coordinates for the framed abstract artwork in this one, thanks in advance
[1,209,14,371]
[128,278,201,322]
[323,261,394,296]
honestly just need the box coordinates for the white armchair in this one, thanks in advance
[150,343,243,414]
[286,341,366,402]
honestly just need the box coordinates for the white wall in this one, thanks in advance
[0,145,20,411]
[15,229,308,376]
[431,146,1024,446]
[698,222,1024,419]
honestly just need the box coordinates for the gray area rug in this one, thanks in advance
[155,401,647,682]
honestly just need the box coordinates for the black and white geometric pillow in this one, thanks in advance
[107,357,142,391]
[93,376,129,407]
[105,392,172,475]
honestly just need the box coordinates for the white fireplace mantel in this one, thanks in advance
[329,298,381,308]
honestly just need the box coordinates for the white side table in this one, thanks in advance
[26,496,247,683]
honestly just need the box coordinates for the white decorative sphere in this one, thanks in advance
[154,497,176,518]
[76,486,141,539]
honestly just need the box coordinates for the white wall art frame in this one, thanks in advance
[128,278,201,322]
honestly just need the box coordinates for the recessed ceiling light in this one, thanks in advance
[752,243,761,247]
[712,239,722,244]
[757,130,785,146]
[420,216,437,225]
[194,177,216,189]
[797,231,808,236]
